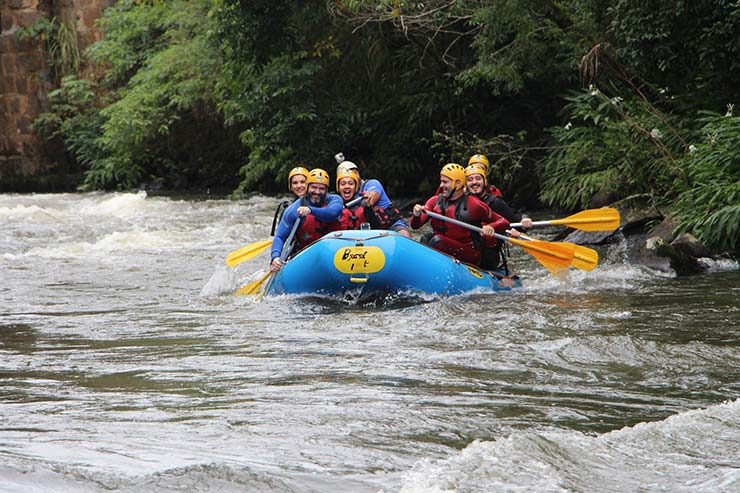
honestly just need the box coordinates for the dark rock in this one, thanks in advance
[590,189,620,208]
[561,228,619,245]
[671,233,712,259]
[639,235,706,275]
[611,194,663,235]
[625,234,673,273]
[646,215,680,244]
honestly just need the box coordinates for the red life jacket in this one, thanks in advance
[366,203,403,229]
[293,198,341,252]
[430,194,486,246]
[488,184,503,198]
[339,202,370,230]
[339,198,403,230]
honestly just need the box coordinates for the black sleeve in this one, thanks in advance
[489,197,521,224]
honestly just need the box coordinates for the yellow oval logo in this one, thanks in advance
[333,246,386,274]
[466,265,484,279]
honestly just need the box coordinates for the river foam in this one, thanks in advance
[395,398,740,493]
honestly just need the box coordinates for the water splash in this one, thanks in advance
[199,265,239,297]
[397,399,740,493]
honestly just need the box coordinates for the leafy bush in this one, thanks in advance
[87,0,173,86]
[539,86,686,209]
[18,17,80,81]
[32,76,106,174]
[674,111,740,254]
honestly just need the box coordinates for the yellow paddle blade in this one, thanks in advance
[571,244,599,271]
[225,240,272,267]
[509,237,575,277]
[522,234,599,272]
[234,271,272,296]
[549,208,621,232]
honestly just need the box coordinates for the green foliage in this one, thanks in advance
[87,34,224,189]
[32,76,106,173]
[608,0,740,108]
[213,0,345,192]
[18,16,80,80]
[674,111,740,253]
[28,0,740,256]
[79,0,241,190]
[460,0,598,94]
[87,0,173,86]
[539,86,686,209]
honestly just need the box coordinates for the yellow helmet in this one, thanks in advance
[307,168,330,187]
[440,163,466,191]
[287,166,309,191]
[465,164,488,186]
[335,167,360,192]
[468,154,490,172]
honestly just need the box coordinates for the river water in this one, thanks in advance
[1,192,739,493]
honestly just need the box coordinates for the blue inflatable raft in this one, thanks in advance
[265,229,521,298]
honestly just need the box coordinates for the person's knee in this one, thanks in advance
[428,234,444,248]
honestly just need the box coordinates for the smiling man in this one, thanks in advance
[411,163,510,266]
[270,168,343,272]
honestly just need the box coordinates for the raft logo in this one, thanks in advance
[333,246,386,274]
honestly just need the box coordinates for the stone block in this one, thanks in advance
[18,11,44,28]
[1,53,16,75]
[1,13,17,31]
[671,233,712,258]
[15,32,41,52]
[646,215,680,244]
[81,9,100,30]
[18,51,45,72]
[7,95,22,113]
[15,76,30,94]
[16,116,32,133]
[0,35,12,53]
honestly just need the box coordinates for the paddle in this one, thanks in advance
[235,215,302,296]
[519,233,598,272]
[422,209,575,276]
[225,239,273,268]
[510,208,621,232]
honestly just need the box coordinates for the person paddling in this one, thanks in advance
[465,163,532,270]
[335,156,411,238]
[270,168,342,272]
[271,166,310,236]
[411,163,511,266]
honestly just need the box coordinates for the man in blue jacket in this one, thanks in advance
[270,168,343,272]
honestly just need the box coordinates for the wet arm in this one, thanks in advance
[310,194,343,221]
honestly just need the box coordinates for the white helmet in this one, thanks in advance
[336,160,359,174]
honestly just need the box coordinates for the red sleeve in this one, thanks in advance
[469,195,510,231]
[486,211,510,232]
[410,195,439,229]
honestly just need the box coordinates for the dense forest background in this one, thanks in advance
[24,0,739,253]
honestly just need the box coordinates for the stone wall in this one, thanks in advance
[0,0,112,190]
